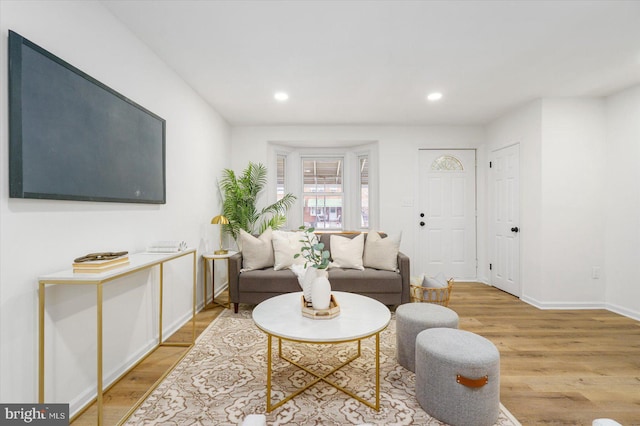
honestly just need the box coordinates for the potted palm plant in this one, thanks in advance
[218,162,296,243]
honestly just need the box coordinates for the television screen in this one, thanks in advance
[8,30,166,204]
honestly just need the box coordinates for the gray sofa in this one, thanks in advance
[228,232,410,313]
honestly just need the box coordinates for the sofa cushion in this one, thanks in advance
[239,228,274,271]
[363,231,401,271]
[239,268,300,293]
[272,230,307,271]
[329,233,365,270]
[328,267,403,294]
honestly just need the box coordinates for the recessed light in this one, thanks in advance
[274,92,289,101]
[427,92,443,101]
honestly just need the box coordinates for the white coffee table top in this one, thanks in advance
[252,291,391,343]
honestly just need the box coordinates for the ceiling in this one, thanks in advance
[101,0,640,126]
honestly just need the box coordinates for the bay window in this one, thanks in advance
[270,142,377,231]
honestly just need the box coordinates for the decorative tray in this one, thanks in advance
[301,294,340,319]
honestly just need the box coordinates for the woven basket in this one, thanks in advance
[410,278,454,306]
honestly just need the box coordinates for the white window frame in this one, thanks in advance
[276,153,287,201]
[358,153,370,229]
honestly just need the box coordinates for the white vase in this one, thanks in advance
[301,267,317,304]
[311,269,331,310]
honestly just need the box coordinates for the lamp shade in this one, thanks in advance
[211,215,229,225]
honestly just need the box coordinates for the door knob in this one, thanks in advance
[420,221,425,227]
[511,226,519,233]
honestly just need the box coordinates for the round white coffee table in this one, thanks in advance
[252,291,391,412]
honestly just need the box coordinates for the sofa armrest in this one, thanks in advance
[397,251,411,304]
[228,252,243,305]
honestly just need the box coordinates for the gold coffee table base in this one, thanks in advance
[265,332,382,412]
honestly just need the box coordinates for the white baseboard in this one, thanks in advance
[472,281,640,322]
[520,295,640,322]
[604,302,640,322]
[520,295,605,310]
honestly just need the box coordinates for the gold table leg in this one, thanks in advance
[267,334,273,412]
[203,257,209,308]
[38,282,45,403]
[97,283,103,426]
[265,333,382,412]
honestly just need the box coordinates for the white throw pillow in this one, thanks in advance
[363,231,401,271]
[422,271,448,288]
[239,228,274,271]
[329,234,365,270]
[272,230,307,271]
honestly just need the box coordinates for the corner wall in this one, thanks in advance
[0,0,230,413]
[604,85,640,318]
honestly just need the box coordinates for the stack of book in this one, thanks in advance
[146,241,188,253]
[73,255,130,274]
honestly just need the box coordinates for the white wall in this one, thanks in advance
[0,0,230,414]
[230,125,486,277]
[540,99,606,306]
[604,85,640,318]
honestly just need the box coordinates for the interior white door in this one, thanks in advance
[490,144,520,296]
[417,149,476,280]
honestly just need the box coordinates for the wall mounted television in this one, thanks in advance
[8,30,166,204]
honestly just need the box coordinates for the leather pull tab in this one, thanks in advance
[456,374,488,388]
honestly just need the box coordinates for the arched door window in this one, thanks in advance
[430,155,463,171]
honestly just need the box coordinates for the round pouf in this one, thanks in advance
[395,303,459,372]
[415,328,500,426]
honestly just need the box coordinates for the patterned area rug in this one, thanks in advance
[125,307,520,425]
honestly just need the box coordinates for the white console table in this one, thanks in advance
[38,249,197,426]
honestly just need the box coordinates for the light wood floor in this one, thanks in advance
[72,283,640,425]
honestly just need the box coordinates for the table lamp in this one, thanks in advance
[211,215,229,254]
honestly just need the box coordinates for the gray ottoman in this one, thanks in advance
[396,303,459,372]
[415,328,500,426]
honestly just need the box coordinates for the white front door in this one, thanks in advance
[417,149,476,280]
[490,144,520,296]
